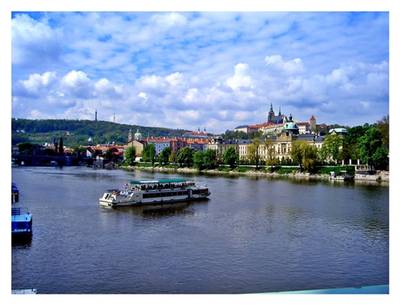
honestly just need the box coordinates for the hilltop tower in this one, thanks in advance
[267,103,275,123]
[309,115,317,133]
[95,109,98,122]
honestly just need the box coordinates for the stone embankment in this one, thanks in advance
[122,165,389,185]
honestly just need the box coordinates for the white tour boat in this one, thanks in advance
[99,178,210,207]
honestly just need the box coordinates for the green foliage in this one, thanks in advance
[358,126,388,169]
[316,166,355,175]
[176,147,194,167]
[12,118,187,147]
[193,151,205,170]
[291,141,319,172]
[203,149,218,169]
[18,142,36,154]
[320,134,343,163]
[142,144,156,165]
[377,115,389,148]
[264,138,279,166]
[124,146,136,166]
[275,167,297,174]
[302,144,319,173]
[169,151,177,164]
[248,138,261,169]
[158,147,172,165]
[223,147,239,169]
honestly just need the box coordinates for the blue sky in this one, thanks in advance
[11,12,388,132]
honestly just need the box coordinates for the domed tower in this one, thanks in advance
[134,129,143,141]
[283,114,299,135]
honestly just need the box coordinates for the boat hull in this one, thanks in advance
[99,193,210,208]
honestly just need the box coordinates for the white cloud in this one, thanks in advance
[12,14,62,67]
[138,92,148,101]
[265,55,304,74]
[138,75,164,88]
[151,13,187,28]
[226,63,253,90]
[12,12,388,131]
[20,71,56,94]
[165,72,183,87]
[62,70,90,87]
[183,88,199,103]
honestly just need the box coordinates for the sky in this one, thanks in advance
[11,12,389,133]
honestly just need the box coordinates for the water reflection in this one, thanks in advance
[99,199,208,218]
[12,166,389,294]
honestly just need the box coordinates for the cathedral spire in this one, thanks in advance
[278,106,281,116]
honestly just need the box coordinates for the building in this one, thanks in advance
[145,137,172,155]
[267,104,285,124]
[238,115,325,162]
[182,129,209,140]
[256,122,285,135]
[170,138,187,153]
[126,140,145,157]
[328,128,348,136]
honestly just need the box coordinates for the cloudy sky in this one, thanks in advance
[12,12,388,132]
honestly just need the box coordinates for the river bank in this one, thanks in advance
[121,165,389,185]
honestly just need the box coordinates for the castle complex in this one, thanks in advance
[124,103,348,163]
[234,103,317,136]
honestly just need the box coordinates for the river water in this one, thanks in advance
[11,166,389,294]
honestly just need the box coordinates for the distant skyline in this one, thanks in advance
[12,12,388,132]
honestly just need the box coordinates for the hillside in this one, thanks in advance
[12,118,188,147]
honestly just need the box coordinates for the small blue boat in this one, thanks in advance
[12,207,32,238]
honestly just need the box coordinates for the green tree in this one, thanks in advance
[203,149,217,169]
[358,127,388,169]
[291,141,318,172]
[158,147,171,165]
[223,147,239,169]
[18,142,36,154]
[142,144,156,165]
[264,138,278,166]
[193,151,205,170]
[377,115,389,149]
[176,147,194,167]
[169,151,177,164]
[320,133,344,163]
[248,138,261,168]
[124,146,136,166]
[302,144,319,173]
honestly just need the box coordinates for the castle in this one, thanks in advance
[234,103,317,135]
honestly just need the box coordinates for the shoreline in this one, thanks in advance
[121,165,389,185]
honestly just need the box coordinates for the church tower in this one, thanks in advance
[128,129,132,142]
[267,103,275,123]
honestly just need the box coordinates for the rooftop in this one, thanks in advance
[130,178,189,185]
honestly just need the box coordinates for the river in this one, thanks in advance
[11,166,389,293]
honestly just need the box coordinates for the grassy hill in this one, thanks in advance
[12,118,188,147]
